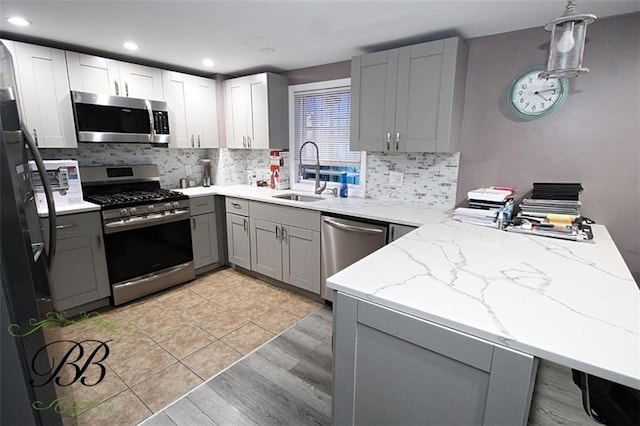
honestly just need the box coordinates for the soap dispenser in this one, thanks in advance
[340,172,348,198]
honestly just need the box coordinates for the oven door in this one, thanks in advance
[102,214,194,305]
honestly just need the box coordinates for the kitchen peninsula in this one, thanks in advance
[327,215,639,424]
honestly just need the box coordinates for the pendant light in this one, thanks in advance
[540,0,596,79]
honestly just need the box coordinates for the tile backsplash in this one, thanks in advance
[41,144,216,189]
[366,152,459,208]
[41,145,459,207]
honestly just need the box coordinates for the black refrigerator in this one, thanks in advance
[0,42,62,425]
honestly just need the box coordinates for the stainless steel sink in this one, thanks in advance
[272,193,324,202]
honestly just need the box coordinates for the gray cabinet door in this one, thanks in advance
[282,225,320,294]
[396,38,468,153]
[350,49,398,152]
[226,213,251,270]
[42,212,109,311]
[395,41,445,152]
[249,218,282,281]
[388,223,418,242]
[333,293,537,425]
[191,213,219,269]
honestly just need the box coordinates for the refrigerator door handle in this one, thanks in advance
[22,125,57,270]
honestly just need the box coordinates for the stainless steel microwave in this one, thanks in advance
[71,91,170,145]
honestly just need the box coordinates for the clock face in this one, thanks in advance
[508,66,569,120]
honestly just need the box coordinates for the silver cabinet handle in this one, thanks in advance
[386,132,391,150]
[243,136,246,148]
[232,202,242,209]
[56,223,76,230]
[396,132,400,151]
[197,135,201,148]
[247,136,251,149]
[275,225,280,240]
[191,135,195,148]
[323,217,385,234]
[192,218,196,229]
[282,226,287,243]
[33,128,38,146]
[125,81,129,97]
[243,218,248,232]
[96,235,102,250]
[114,80,119,95]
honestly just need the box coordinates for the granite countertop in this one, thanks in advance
[326,216,640,390]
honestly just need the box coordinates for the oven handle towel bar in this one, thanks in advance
[104,208,189,234]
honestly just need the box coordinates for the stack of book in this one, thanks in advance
[452,187,516,227]
[517,183,583,225]
[507,183,592,241]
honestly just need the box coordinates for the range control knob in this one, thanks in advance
[172,202,180,209]
[130,207,137,215]
[120,208,128,217]
[148,205,155,212]
[164,202,172,210]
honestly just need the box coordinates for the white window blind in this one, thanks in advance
[293,86,359,167]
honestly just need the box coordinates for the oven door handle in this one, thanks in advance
[104,209,189,234]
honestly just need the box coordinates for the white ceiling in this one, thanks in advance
[1,1,638,76]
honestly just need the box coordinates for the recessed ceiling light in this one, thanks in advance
[259,47,275,53]
[202,58,214,67]
[123,41,139,51]
[7,17,31,27]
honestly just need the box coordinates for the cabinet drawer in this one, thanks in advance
[189,195,215,216]
[250,201,320,231]
[225,197,249,216]
[41,211,101,242]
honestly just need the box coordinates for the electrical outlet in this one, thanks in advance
[185,165,192,175]
[389,171,404,187]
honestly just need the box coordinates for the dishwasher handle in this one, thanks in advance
[323,217,385,234]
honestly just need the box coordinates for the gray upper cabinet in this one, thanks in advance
[249,201,321,294]
[41,211,110,312]
[350,37,468,153]
[223,72,288,149]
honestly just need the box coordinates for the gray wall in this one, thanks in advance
[456,13,640,279]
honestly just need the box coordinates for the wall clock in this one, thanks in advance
[507,66,569,120]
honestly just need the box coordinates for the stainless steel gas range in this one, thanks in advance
[82,164,194,305]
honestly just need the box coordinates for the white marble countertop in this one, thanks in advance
[176,184,449,226]
[37,201,101,217]
[327,217,640,390]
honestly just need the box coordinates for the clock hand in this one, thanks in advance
[534,88,556,94]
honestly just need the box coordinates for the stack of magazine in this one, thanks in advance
[506,183,593,241]
[453,187,516,228]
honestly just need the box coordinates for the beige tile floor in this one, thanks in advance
[43,267,323,426]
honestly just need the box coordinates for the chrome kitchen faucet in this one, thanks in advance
[298,141,327,195]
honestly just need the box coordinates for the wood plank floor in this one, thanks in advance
[142,305,598,426]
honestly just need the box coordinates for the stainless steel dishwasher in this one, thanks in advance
[321,215,388,301]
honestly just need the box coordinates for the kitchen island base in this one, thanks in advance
[332,292,538,425]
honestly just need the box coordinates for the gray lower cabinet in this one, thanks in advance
[249,201,321,294]
[189,196,219,271]
[225,197,251,270]
[41,211,110,312]
[350,36,468,153]
[388,223,418,242]
[333,292,538,425]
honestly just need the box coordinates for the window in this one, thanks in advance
[289,79,365,196]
